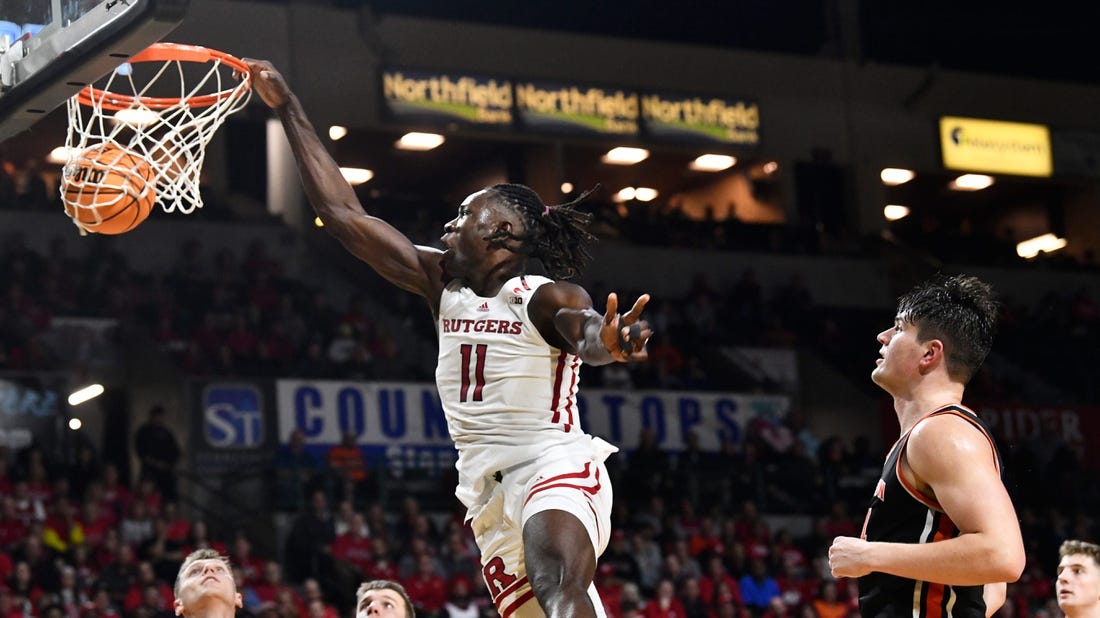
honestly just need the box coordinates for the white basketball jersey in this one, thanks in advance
[435,274,591,508]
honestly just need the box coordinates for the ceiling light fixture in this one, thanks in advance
[47,146,74,164]
[1016,233,1067,259]
[880,167,916,186]
[883,204,911,221]
[949,174,994,191]
[396,132,445,151]
[690,154,736,172]
[68,384,104,406]
[602,147,649,165]
[339,167,374,185]
[113,108,159,126]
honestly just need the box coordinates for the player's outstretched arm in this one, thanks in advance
[245,59,445,304]
[529,284,652,366]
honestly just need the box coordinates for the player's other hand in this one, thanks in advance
[242,59,291,109]
[601,292,653,362]
[828,535,873,578]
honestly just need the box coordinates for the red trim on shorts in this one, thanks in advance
[588,501,601,543]
[550,351,567,424]
[501,589,537,618]
[525,464,601,507]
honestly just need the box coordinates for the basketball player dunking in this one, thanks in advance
[828,274,1024,618]
[247,60,652,618]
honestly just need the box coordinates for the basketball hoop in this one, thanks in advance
[63,42,252,217]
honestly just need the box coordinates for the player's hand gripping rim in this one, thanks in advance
[602,293,653,361]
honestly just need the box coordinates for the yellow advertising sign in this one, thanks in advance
[939,116,1052,177]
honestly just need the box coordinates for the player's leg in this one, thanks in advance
[520,457,612,618]
[523,509,600,617]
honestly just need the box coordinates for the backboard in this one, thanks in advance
[0,0,189,142]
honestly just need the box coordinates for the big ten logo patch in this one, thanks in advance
[203,385,264,448]
[482,556,519,600]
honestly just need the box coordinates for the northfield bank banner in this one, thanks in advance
[382,67,759,146]
[276,379,789,462]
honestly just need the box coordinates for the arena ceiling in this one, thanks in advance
[363,0,1100,87]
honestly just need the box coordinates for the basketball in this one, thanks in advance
[61,143,157,234]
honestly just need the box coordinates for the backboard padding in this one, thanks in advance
[0,0,189,142]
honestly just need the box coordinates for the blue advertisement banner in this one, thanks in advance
[276,379,789,461]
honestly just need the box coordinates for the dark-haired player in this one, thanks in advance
[828,274,1024,617]
[248,60,652,618]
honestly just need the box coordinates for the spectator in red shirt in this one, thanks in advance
[699,556,742,608]
[332,513,373,578]
[818,501,857,540]
[0,459,12,497]
[733,501,768,547]
[642,579,687,618]
[677,578,708,618]
[0,552,11,586]
[181,520,227,557]
[160,503,190,543]
[81,587,121,618]
[301,579,338,618]
[97,543,138,605]
[230,535,265,587]
[251,561,303,615]
[402,554,448,615]
[0,588,25,618]
[24,450,54,506]
[306,597,338,618]
[366,538,400,583]
[79,502,112,551]
[0,498,28,551]
[132,479,163,519]
[122,562,172,614]
[98,465,130,523]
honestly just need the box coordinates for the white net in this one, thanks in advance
[62,43,252,217]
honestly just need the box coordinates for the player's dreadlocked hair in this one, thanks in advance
[482,183,597,280]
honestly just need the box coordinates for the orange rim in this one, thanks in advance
[76,42,251,111]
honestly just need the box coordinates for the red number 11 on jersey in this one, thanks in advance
[459,343,487,402]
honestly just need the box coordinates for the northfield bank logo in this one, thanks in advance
[203,385,264,448]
